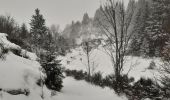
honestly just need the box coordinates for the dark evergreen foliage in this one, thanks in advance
[41,52,64,91]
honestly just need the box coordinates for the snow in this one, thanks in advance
[59,46,162,82]
[0,33,50,100]
[0,52,52,100]
[53,77,127,100]
[0,32,163,100]
[0,52,127,100]
[0,52,41,89]
[0,32,127,100]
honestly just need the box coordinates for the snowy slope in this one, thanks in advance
[0,52,41,89]
[0,33,127,100]
[53,77,127,100]
[59,46,161,82]
[0,33,51,100]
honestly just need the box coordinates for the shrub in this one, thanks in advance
[90,72,103,87]
[114,75,134,94]
[130,78,161,100]
[74,70,87,80]
[102,74,115,88]
[65,69,87,80]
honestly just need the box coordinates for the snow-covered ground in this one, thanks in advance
[0,52,127,100]
[0,33,128,100]
[54,77,127,100]
[0,33,51,100]
[59,45,161,82]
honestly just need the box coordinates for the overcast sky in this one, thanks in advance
[0,0,130,30]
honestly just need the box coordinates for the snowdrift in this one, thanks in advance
[0,33,51,100]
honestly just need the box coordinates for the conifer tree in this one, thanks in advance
[144,0,169,57]
[30,8,47,54]
[129,0,149,56]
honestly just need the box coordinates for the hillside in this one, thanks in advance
[59,45,162,82]
[0,33,127,100]
[0,33,52,100]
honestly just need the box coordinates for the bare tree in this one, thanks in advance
[82,41,93,78]
[99,0,135,90]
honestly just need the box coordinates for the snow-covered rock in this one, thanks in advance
[0,33,21,51]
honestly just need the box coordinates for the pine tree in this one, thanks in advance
[30,8,47,54]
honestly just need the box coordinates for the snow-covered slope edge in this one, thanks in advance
[0,33,51,100]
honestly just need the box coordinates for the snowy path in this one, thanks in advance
[54,77,127,100]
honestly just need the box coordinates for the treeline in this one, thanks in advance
[62,13,98,47]
[129,0,170,58]
[0,10,69,56]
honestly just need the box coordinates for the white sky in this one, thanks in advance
[0,0,130,30]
